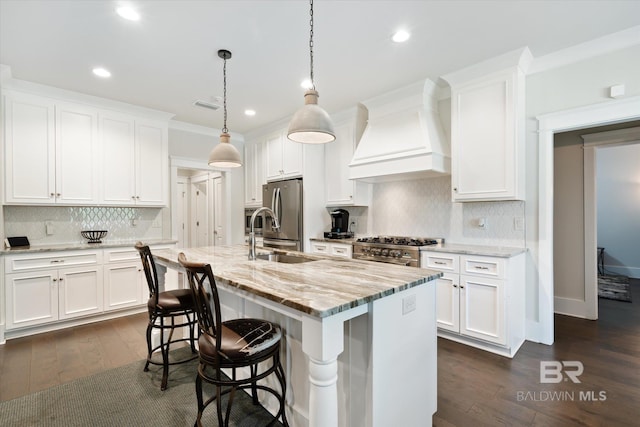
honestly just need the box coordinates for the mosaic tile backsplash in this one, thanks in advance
[3,206,164,245]
[340,176,525,247]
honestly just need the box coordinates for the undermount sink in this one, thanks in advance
[255,252,316,264]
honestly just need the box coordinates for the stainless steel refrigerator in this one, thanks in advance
[262,178,303,251]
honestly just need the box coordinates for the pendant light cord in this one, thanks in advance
[222,55,228,134]
[309,0,315,90]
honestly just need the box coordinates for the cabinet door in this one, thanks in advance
[55,102,99,204]
[6,270,57,329]
[244,142,262,206]
[459,274,506,345]
[265,131,284,181]
[136,120,168,206]
[58,266,103,319]
[436,273,460,333]
[451,71,518,201]
[281,136,303,178]
[104,262,142,311]
[4,92,56,204]
[326,122,354,204]
[310,241,330,255]
[101,113,136,204]
[330,243,352,258]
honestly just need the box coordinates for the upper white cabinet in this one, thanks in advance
[325,105,372,206]
[244,140,266,207]
[265,129,303,181]
[443,47,532,202]
[4,91,99,205]
[100,113,168,206]
[3,87,170,206]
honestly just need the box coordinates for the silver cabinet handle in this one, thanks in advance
[435,261,446,265]
[51,260,65,263]
[475,266,489,270]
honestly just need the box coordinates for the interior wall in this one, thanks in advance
[597,142,640,278]
[525,43,640,338]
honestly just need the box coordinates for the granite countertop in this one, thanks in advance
[1,239,177,255]
[153,245,441,318]
[421,243,526,258]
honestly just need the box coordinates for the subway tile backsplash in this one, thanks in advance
[3,206,164,245]
[353,176,525,247]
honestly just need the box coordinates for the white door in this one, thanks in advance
[176,179,189,248]
[56,102,99,204]
[435,273,460,333]
[212,176,223,246]
[459,275,506,345]
[4,92,56,203]
[191,179,209,247]
[101,113,136,204]
[58,266,103,319]
[104,262,142,311]
[6,271,58,329]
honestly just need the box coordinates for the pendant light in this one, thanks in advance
[208,49,242,168]
[287,0,335,144]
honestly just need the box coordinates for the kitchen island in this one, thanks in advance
[152,245,441,427]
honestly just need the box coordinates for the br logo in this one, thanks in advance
[540,361,583,383]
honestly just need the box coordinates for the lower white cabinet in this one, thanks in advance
[4,251,103,330]
[422,250,524,357]
[103,248,144,311]
[310,240,353,258]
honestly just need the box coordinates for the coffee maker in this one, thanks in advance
[324,209,354,239]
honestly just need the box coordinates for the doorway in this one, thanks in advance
[553,122,640,320]
[538,97,640,345]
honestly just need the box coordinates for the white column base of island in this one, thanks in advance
[152,245,439,427]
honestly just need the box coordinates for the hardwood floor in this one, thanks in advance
[1,281,639,425]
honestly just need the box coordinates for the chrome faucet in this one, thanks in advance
[248,207,280,260]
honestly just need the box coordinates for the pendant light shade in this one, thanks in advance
[208,49,242,168]
[287,90,335,143]
[287,0,335,144]
[208,132,242,168]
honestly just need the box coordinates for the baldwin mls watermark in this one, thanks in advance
[516,361,607,402]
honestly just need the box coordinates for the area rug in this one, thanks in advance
[0,348,283,427]
[598,274,632,302]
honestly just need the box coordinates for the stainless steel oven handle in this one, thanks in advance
[352,254,412,266]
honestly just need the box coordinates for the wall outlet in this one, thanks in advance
[514,217,525,231]
[152,218,162,228]
[131,218,138,227]
[402,294,417,315]
[478,217,486,229]
[350,220,357,233]
[45,221,54,235]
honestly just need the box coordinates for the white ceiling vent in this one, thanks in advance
[193,100,221,111]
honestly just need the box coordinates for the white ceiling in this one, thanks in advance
[1,0,639,135]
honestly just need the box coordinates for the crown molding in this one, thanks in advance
[169,120,244,142]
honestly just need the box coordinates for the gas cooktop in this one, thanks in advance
[354,236,444,247]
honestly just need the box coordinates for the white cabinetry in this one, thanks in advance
[103,248,143,311]
[101,113,168,206]
[421,250,525,357]
[3,91,99,204]
[310,240,353,259]
[4,251,103,330]
[326,106,371,206]
[265,129,303,181]
[244,140,266,207]
[443,47,531,202]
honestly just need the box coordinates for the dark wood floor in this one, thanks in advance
[1,280,639,426]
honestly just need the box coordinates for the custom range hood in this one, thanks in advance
[349,79,450,182]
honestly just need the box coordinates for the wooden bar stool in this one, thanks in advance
[178,252,289,427]
[135,242,198,390]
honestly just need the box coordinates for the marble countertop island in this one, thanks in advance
[153,245,441,318]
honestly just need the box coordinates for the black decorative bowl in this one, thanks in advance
[81,230,108,244]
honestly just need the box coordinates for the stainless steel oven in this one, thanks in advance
[352,236,444,267]
[245,208,264,236]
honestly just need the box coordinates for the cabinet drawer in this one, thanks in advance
[422,252,459,273]
[330,244,352,258]
[311,242,329,254]
[5,251,102,273]
[104,244,175,263]
[461,255,504,279]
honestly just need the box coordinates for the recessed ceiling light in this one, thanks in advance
[92,67,111,78]
[300,79,313,90]
[392,30,410,43]
[245,109,256,116]
[116,7,140,21]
